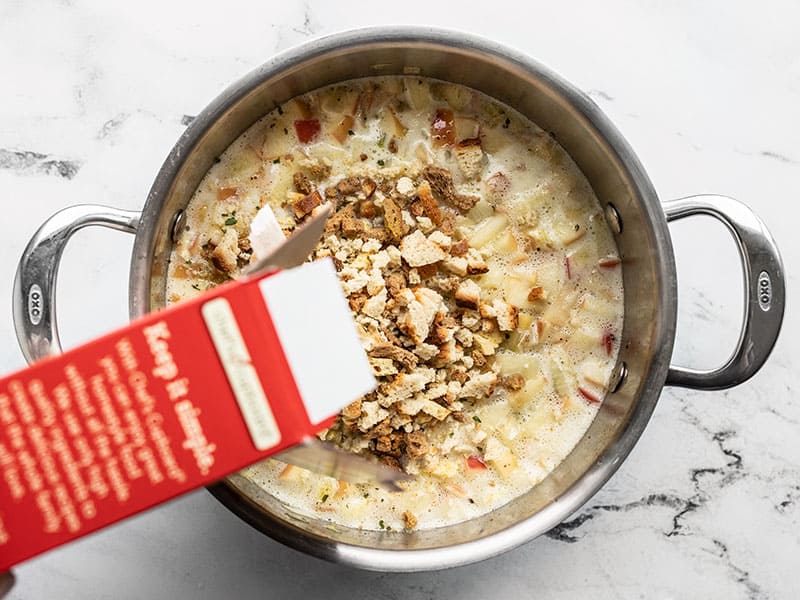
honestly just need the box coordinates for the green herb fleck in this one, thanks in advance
[378,519,385,529]
[363,492,370,498]
[320,494,329,503]
[377,159,385,167]
[377,133,386,148]
[473,415,482,423]
[224,216,238,227]
[273,158,281,164]
[184,259,191,265]
[347,129,355,136]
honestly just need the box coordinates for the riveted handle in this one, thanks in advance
[13,205,140,364]
[664,195,784,389]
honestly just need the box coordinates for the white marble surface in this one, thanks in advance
[1,1,798,598]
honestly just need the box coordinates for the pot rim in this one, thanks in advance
[129,26,676,571]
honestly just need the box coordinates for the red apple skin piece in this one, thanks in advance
[467,455,488,470]
[598,256,622,268]
[578,386,601,404]
[294,119,321,143]
[602,329,616,356]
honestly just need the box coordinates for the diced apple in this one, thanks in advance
[578,386,602,404]
[484,437,517,479]
[294,119,320,143]
[331,114,355,144]
[469,214,509,248]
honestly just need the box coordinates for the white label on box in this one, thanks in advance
[258,258,376,425]
[201,297,281,450]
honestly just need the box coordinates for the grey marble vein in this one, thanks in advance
[0,148,81,179]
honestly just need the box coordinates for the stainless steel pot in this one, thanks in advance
[13,27,785,572]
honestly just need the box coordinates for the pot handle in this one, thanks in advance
[663,195,784,389]
[12,205,141,364]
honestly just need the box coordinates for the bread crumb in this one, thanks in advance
[400,230,448,267]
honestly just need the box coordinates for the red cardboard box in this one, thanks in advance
[0,258,375,570]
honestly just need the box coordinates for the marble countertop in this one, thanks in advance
[1,1,797,598]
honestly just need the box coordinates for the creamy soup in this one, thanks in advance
[167,77,624,531]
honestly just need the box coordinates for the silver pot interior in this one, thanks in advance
[129,28,676,569]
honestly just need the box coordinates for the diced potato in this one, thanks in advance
[319,86,359,114]
[466,198,494,222]
[535,259,564,292]
[454,117,480,141]
[525,225,558,249]
[494,352,540,378]
[553,221,586,246]
[331,114,355,144]
[479,127,510,153]
[505,328,527,351]
[267,167,296,209]
[429,459,459,479]
[477,259,505,290]
[502,276,535,309]
[478,98,507,127]
[478,402,509,429]
[506,194,542,227]
[495,230,518,254]
[549,349,576,399]
[497,420,521,443]
[580,358,609,388]
[579,292,618,322]
[523,398,558,430]
[469,214,509,248]
[443,85,474,111]
[541,295,573,329]
[380,108,408,139]
[381,77,403,96]
[569,324,603,355]
[509,374,548,409]
[405,78,432,110]
[564,237,601,273]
